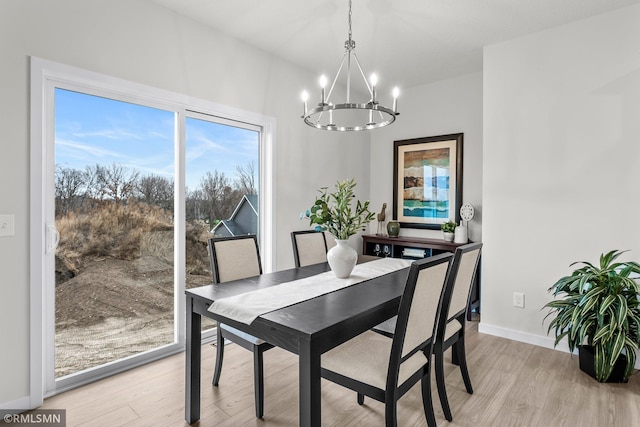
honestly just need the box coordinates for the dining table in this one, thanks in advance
[184,258,412,427]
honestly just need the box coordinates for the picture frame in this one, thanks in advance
[393,133,463,230]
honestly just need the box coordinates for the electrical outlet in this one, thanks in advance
[513,292,525,308]
[0,215,15,237]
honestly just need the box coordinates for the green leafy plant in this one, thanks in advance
[543,250,640,382]
[303,178,375,240]
[441,221,457,233]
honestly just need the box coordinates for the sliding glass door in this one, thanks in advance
[52,88,178,385]
[33,59,272,396]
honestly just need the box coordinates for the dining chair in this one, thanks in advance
[320,252,454,427]
[369,242,483,422]
[432,241,482,422]
[291,230,328,267]
[207,234,274,419]
[292,230,378,267]
[325,232,337,250]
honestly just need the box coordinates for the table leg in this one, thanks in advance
[185,296,202,424]
[299,338,321,427]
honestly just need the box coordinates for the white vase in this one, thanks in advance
[454,225,468,243]
[327,238,358,278]
[443,232,454,242]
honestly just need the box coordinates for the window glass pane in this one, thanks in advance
[54,88,175,377]
[185,116,260,330]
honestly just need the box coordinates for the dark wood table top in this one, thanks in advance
[187,262,411,353]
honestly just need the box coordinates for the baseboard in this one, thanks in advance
[0,396,31,411]
[478,321,640,368]
[478,321,572,353]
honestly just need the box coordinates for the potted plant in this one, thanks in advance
[543,250,640,382]
[441,220,457,242]
[302,178,375,278]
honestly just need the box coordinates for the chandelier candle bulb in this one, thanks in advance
[392,87,399,113]
[370,74,378,103]
[319,75,327,105]
[301,91,309,116]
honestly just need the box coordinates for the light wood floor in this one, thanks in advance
[40,319,640,426]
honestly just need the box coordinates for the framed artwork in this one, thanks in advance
[393,133,463,229]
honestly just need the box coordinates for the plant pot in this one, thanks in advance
[442,232,454,242]
[578,345,628,383]
[327,239,358,278]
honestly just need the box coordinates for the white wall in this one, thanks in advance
[481,4,640,347]
[369,72,484,241]
[0,0,370,406]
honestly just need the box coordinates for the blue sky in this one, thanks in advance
[54,88,258,191]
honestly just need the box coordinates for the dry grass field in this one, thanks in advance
[54,201,212,376]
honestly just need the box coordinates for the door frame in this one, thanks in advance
[29,57,275,403]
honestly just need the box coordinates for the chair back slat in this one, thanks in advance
[208,235,262,284]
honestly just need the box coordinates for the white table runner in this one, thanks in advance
[209,257,412,324]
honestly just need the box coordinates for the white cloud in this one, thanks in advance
[56,138,124,159]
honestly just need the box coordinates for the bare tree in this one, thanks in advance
[234,161,257,195]
[55,165,87,216]
[83,164,102,202]
[200,171,242,225]
[96,163,139,203]
[185,188,206,222]
[136,174,174,211]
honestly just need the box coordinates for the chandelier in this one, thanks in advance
[300,0,399,131]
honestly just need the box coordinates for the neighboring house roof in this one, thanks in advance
[214,219,244,236]
[233,194,258,218]
[211,194,258,236]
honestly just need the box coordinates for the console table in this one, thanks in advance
[361,234,480,317]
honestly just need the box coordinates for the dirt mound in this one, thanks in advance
[55,256,174,329]
[54,255,213,376]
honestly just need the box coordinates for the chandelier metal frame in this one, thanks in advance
[301,0,399,131]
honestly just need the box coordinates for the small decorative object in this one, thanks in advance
[382,245,391,257]
[376,203,387,236]
[441,220,456,242]
[374,244,381,256]
[303,178,375,278]
[456,203,474,243]
[543,250,640,382]
[454,224,467,243]
[386,220,400,237]
[460,203,475,223]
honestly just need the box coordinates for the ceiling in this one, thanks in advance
[149,0,640,90]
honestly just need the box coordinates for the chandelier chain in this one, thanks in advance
[348,0,352,42]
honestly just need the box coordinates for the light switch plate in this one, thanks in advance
[0,215,15,237]
[513,292,525,308]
